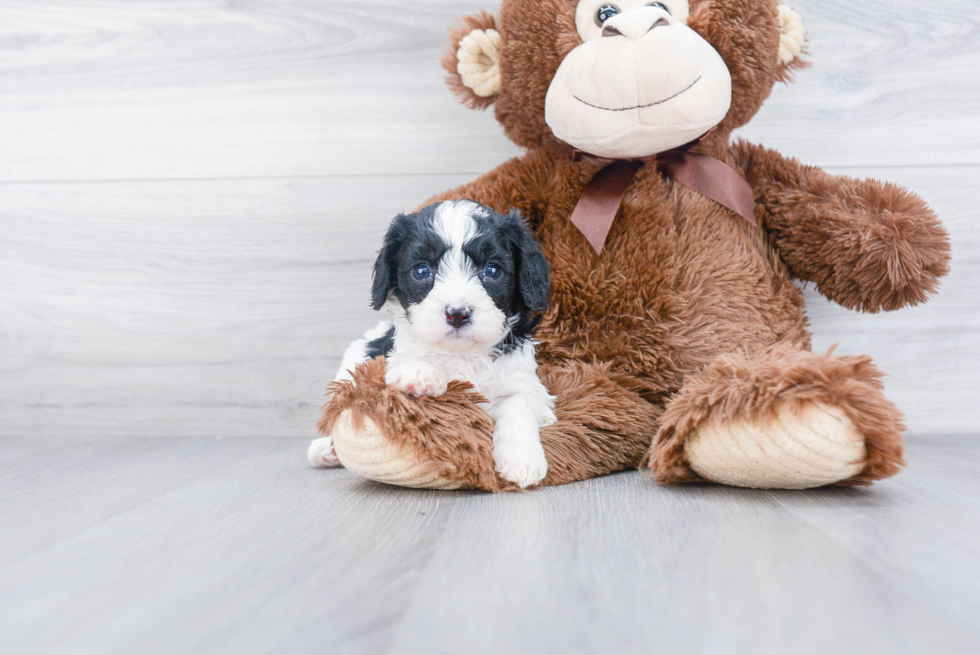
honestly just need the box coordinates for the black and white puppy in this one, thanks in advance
[308,200,556,488]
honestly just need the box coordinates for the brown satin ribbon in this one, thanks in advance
[569,148,758,253]
[658,149,757,227]
[569,159,646,253]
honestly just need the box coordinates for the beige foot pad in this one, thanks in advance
[684,401,867,489]
[331,410,465,490]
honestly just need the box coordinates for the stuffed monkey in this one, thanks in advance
[317,0,950,491]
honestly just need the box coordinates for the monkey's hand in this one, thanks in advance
[731,139,950,313]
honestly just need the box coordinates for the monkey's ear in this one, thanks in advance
[442,11,500,110]
[776,5,808,80]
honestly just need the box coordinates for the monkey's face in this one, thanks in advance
[443,0,807,154]
[545,1,732,158]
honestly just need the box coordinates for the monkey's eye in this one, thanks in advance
[483,263,502,280]
[594,4,620,27]
[648,2,670,12]
[413,263,431,280]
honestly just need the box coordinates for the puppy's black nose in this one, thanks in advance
[446,307,472,329]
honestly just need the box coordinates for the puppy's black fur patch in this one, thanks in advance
[463,209,550,352]
[364,326,396,359]
[371,204,447,312]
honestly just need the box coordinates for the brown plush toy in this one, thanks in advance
[318,0,951,491]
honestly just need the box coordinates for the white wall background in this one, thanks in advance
[0,0,977,438]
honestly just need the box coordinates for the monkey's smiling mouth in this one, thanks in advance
[574,76,702,112]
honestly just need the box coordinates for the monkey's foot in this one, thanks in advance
[645,345,906,488]
[330,411,466,490]
[683,401,866,489]
[317,357,503,491]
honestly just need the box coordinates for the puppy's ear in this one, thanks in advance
[502,210,550,313]
[371,215,407,311]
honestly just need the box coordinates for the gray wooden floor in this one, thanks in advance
[2,435,980,654]
[2,1,979,652]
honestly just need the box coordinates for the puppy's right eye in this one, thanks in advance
[413,264,431,280]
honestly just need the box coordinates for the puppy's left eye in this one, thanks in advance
[413,264,431,280]
[483,263,501,280]
[648,2,669,11]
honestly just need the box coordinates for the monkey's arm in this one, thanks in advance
[730,139,950,312]
[419,151,551,222]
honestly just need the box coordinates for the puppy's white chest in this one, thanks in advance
[426,351,497,396]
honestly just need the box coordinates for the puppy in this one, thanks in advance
[308,200,556,488]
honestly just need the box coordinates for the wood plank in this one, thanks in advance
[390,473,980,655]
[0,437,456,655]
[1,166,975,438]
[2,436,979,654]
[0,0,976,183]
[770,436,980,630]
[0,435,260,562]
[736,0,980,168]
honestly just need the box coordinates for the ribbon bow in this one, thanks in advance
[569,148,758,253]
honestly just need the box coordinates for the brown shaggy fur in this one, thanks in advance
[322,0,950,490]
[642,344,907,486]
[536,362,664,486]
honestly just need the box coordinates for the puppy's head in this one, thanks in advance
[371,200,549,354]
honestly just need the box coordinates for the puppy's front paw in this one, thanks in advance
[385,361,448,397]
[540,407,558,427]
[308,436,342,468]
[493,429,549,488]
